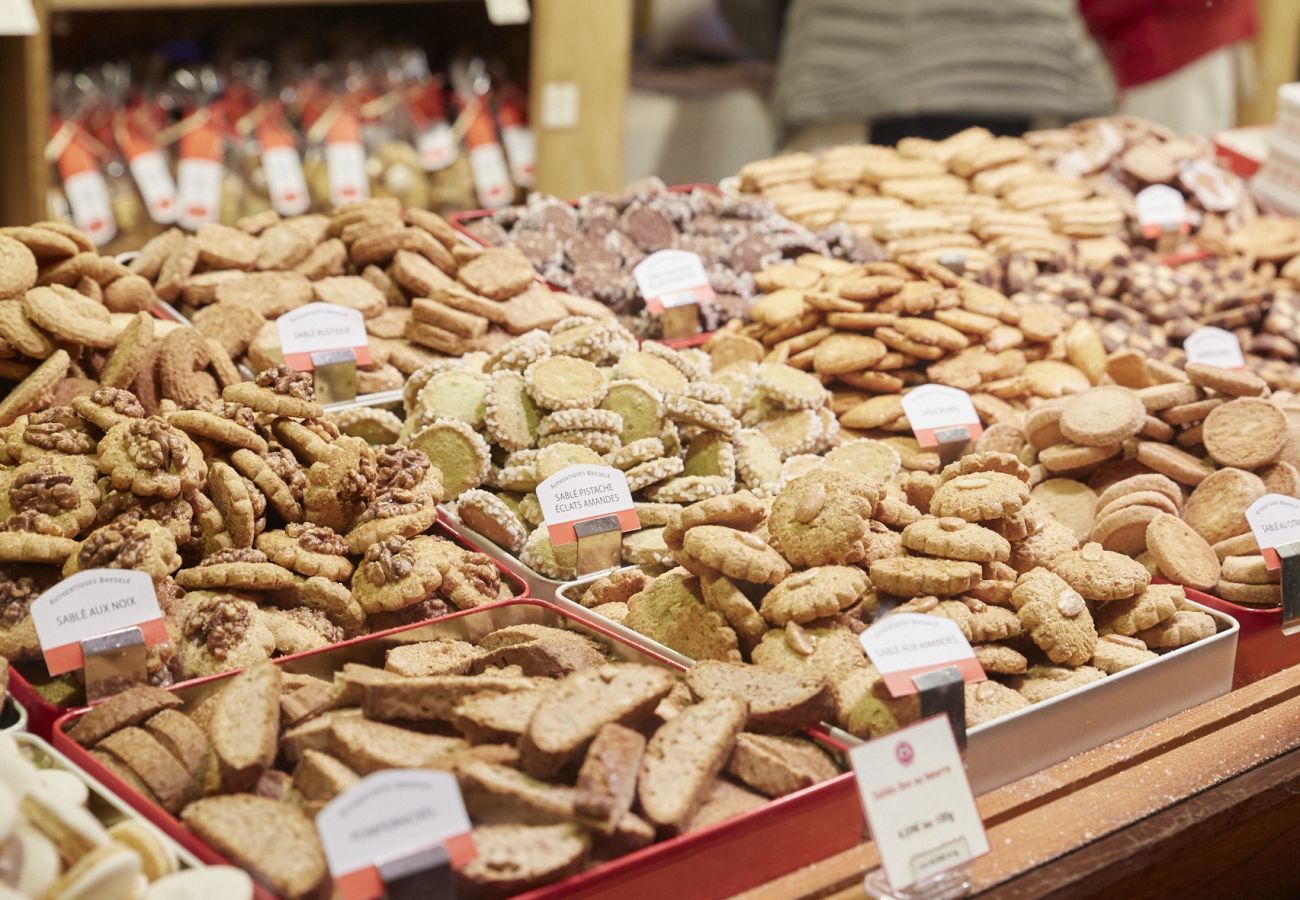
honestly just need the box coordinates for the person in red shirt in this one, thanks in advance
[1081,0,1258,135]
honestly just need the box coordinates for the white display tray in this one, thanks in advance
[556,570,1239,795]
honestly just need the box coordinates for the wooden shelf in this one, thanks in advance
[0,0,632,227]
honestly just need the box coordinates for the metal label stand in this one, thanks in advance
[82,626,147,703]
[661,303,700,341]
[311,348,358,404]
[574,514,622,577]
[1278,540,1300,635]
[913,666,967,751]
[933,427,972,468]
[378,843,456,899]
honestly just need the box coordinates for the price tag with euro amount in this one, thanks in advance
[1183,326,1245,370]
[30,569,168,676]
[537,464,639,546]
[849,715,989,891]
[860,613,985,697]
[317,770,475,900]
[1246,494,1300,569]
[901,385,983,448]
[277,302,372,371]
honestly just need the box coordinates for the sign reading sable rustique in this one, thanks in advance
[30,569,168,675]
[317,770,475,900]
[537,464,639,546]
[277,302,372,371]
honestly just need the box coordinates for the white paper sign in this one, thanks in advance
[262,145,311,216]
[633,250,716,314]
[1183,326,1245,370]
[277,302,371,369]
[0,0,38,35]
[537,464,638,546]
[501,125,536,188]
[468,143,513,208]
[127,150,179,225]
[900,385,983,448]
[1135,184,1187,235]
[63,170,118,247]
[1246,494,1300,570]
[30,569,166,676]
[176,157,223,230]
[851,716,989,891]
[325,141,369,207]
[417,123,458,172]
[317,770,473,899]
[860,614,984,697]
[485,0,530,25]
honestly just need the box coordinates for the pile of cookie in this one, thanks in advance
[461,178,885,338]
[0,361,511,706]
[571,448,1220,739]
[0,730,253,898]
[397,317,842,580]
[70,623,842,898]
[735,128,1127,278]
[130,200,613,394]
[0,225,244,420]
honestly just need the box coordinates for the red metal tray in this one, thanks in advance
[52,597,863,900]
[1184,587,1297,689]
[11,519,527,740]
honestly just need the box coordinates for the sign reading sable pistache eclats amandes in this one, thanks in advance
[30,569,168,675]
[537,464,639,545]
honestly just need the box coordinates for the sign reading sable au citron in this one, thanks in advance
[30,569,168,675]
[537,464,639,545]
[277,302,372,370]
[901,385,983,448]
[1246,494,1300,569]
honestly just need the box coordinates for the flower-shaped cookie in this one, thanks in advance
[97,416,207,499]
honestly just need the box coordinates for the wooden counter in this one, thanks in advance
[740,665,1300,899]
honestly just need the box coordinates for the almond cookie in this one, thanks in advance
[1048,542,1150,602]
[1093,583,1182,636]
[524,357,606,411]
[626,569,741,662]
[1202,398,1286,469]
[1134,609,1217,649]
[901,517,1010,563]
[1013,568,1097,666]
[964,679,1030,726]
[175,548,297,591]
[1058,386,1146,448]
[408,419,491,500]
[350,535,444,614]
[97,416,206,499]
[256,523,354,581]
[1182,467,1265,545]
[1091,634,1157,674]
[768,470,880,567]
[973,642,1028,675]
[682,525,791,585]
[760,566,872,626]
[698,573,767,653]
[64,519,182,580]
[224,366,324,419]
[869,557,981,597]
[1009,665,1105,704]
[676,491,766,535]
[964,601,1022,641]
[1144,513,1219,592]
[929,471,1028,522]
[455,490,528,556]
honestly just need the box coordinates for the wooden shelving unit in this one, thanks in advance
[0,0,632,228]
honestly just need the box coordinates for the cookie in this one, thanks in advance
[698,573,768,652]
[97,416,207,499]
[1144,513,1219,592]
[525,357,607,411]
[1181,467,1265,545]
[901,517,1010,563]
[1134,442,1214,486]
[625,570,741,662]
[223,366,324,419]
[1058,386,1146,447]
[1009,665,1105,703]
[1048,542,1151,601]
[455,490,528,556]
[349,535,444,613]
[408,419,491,500]
[176,548,297,591]
[1202,398,1286,469]
[1012,568,1097,666]
[964,679,1030,726]
[484,370,543,452]
[767,470,880,566]
[255,523,354,581]
[869,557,982,597]
[681,526,791,585]
[760,566,872,626]
[1093,583,1182,636]
[1220,554,1278,585]
[972,642,1028,675]
[929,472,1029,522]
[1133,609,1217,649]
[1090,634,1157,674]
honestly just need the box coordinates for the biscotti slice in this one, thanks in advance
[89,749,158,805]
[143,708,212,786]
[519,664,677,779]
[292,749,360,804]
[281,708,361,763]
[330,716,467,774]
[685,660,835,732]
[386,639,482,676]
[725,733,840,798]
[456,824,589,899]
[97,727,197,814]
[638,695,748,829]
[362,674,541,722]
[210,661,281,791]
[477,624,602,652]
[67,686,182,746]
[457,760,575,825]
[280,679,338,727]
[683,778,768,833]
[182,795,327,900]
[592,811,656,858]
[335,662,405,705]
[452,688,550,744]
[471,637,607,678]
[574,723,646,832]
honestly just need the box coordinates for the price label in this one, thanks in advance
[540,82,580,131]
[485,0,530,24]
[317,770,475,900]
[849,716,989,891]
[1246,494,1300,569]
[325,141,369,207]
[537,464,639,546]
[1135,184,1189,239]
[900,385,983,448]
[501,124,536,189]
[262,145,311,217]
[633,250,716,315]
[30,570,167,676]
[277,303,372,370]
[860,613,985,697]
[63,171,118,247]
[127,150,179,225]
[1183,326,1245,370]
[468,142,513,209]
[417,122,458,172]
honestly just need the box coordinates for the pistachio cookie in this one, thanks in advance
[626,570,742,662]
[455,490,528,555]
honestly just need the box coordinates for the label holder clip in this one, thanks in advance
[933,426,972,468]
[574,514,622,577]
[82,625,147,703]
[377,842,456,900]
[660,302,701,341]
[912,665,967,751]
[1278,539,1300,636]
[311,348,358,404]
